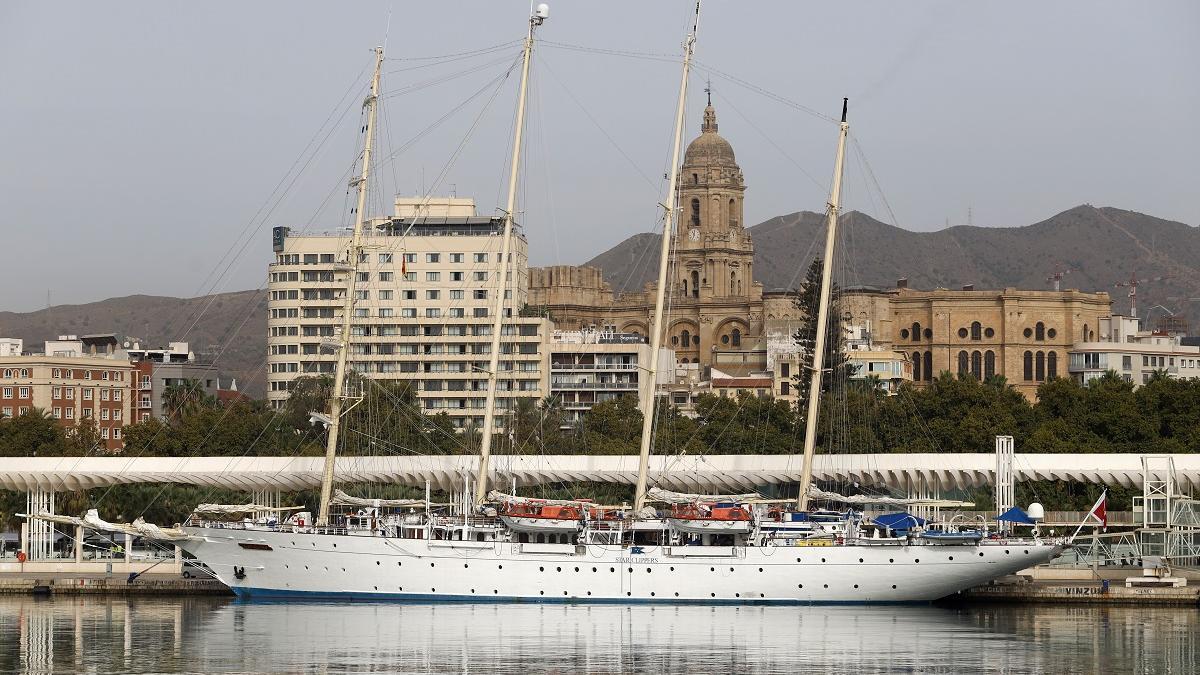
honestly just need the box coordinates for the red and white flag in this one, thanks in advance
[1085,490,1107,527]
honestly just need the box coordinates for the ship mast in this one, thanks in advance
[633,1,701,513]
[316,47,384,527]
[473,5,548,508]
[796,99,849,511]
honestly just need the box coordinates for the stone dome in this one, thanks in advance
[683,104,737,168]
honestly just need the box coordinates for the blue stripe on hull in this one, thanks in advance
[230,586,929,606]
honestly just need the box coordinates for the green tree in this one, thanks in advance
[791,257,853,425]
[162,378,214,423]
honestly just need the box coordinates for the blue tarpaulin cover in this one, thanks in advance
[997,507,1035,524]
[873,512,926,530]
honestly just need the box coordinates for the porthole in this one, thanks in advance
[563,591,569,596]
[669,566,675,571]
[431,588,436,592]
[1047,328,1057,339]
[892,584,897,589]
[823,584,829,589]
[915,559,920,563]
[924,328,933,339]
[651,592,656,597]
[888,558,894,563]
[397,562,403,567]
[539,591,544,596]
[1005,550,1011,555]
[539,566,545,572]
[574,567,580,572]
[628,567,634,573]
[464,563,469,568]
[376,561,380,566]
[900,329,910,339]
[592,567,597,572]
[710,592,716,598]
[304,565,309,570]
[798,584,804,589]
[610,567,615,572]
[949,556,954,561]
[729,567,735,572]
[674,592,680,597]
[284,564,289,569]
[341,568,346,572]
[1024,550,1030,555]
[979,552,985,557]
[493,590,498,594]
[470,588,475,593]
[759,593,765,598]
[796,557,802,563]
[556,567,562,572]
[853,584,859,589]
[627,592,632,597]
[498,564,503,569]
[332,543,337,548]
[587,591,592,596]
[646,567,652,573]
[373,586,378,590]
[735,593,740,598]
[858,558,864,563]
[710,567,715,572]
[821,558,826,563]
[758,567,763,572]
[430,563,435,568]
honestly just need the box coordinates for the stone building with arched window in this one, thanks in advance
[529,102,792,374]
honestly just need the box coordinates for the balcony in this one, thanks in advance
[550,362,639,371]
[551,381,638,390]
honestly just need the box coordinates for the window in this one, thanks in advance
[426,272,440,282]
[65,408,73,419]
[65,388,74,400]
[101,409,110,420]
[356,272,369,282]
[970,322,982,341]
[404,272,416,282]
[1035,351,1046,381]
[1023,351,1033,381]
[379,253,393,263]
[781,362,790,378]
[690,198,700,227]
[971,351,982,380]
[113,428,121,439]
[379,290,393,300]
[379,272,394,281]
[923,351,932,381]
[474,308,489,318]
[450,290,464,300]
[52,387,61,399]
[912,352,922,381]
[957,351,968,375]
[780,382,790,396]
[731,328,741,347]
[403,290,416,300]
[403,253,416,263]
[449,308,464,318]
[101,389,110,401]
[681,330,691,348]
[474,271,488,281]
[1048,351,1058,379]
[53,407,61,419]
[474,290,488,300]
[1,407,9,417]
[426,253,440,263]
[450,253,464,263]
[450,271,464,281]
[984,327,995,338]
[426,308,441,318]
[354,290,369,300]
[958,328,969,339]
[1122,355,1132,370]
[401,308,416,318]
[912,323,921,343]
[1035,322,1045,341]
[474,253,488,263]
[353,308,369,318]
[2,369,10,378]
[426,290,440,300]
[984,350,996,379]
[101,428,109,440]
[84,371,92,380]
[378,308,393,318]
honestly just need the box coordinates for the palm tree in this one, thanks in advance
[162,378,210,422]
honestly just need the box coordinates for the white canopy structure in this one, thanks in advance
[2,454,1199,493]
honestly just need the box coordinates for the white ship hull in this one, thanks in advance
[181,526,1061,604]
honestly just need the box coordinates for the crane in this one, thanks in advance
[1113,271,1168,318]
[1046,262,1075,292]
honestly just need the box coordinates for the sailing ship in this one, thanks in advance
[87,3,1069,602]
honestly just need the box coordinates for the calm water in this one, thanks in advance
[0,596,1197,674]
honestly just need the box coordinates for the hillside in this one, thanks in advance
[585,205,1200,328]
[0,290,268,398]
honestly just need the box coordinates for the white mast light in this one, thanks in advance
[535,4,550,21]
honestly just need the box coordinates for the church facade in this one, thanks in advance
[529,103,795,371]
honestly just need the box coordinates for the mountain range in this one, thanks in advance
[587,205,1200,319]
[1,205,1196,400]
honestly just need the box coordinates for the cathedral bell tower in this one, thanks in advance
[675,96,752,302]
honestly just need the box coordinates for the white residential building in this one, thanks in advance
[547,329,671,426]
[1068,315,1200,386]
[266,196,549,429]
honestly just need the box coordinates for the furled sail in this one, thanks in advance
[644,487,762,505]
[23,509,191,541]
[487,491,625,510]
[331,489,429,508]
[806,487,973,508]
[193,503,304,515]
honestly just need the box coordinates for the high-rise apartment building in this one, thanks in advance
[266,197,549,429]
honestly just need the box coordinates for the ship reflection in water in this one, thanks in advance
[1,597,1197,674]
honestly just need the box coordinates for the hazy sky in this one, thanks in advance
[1,1,1196,311]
